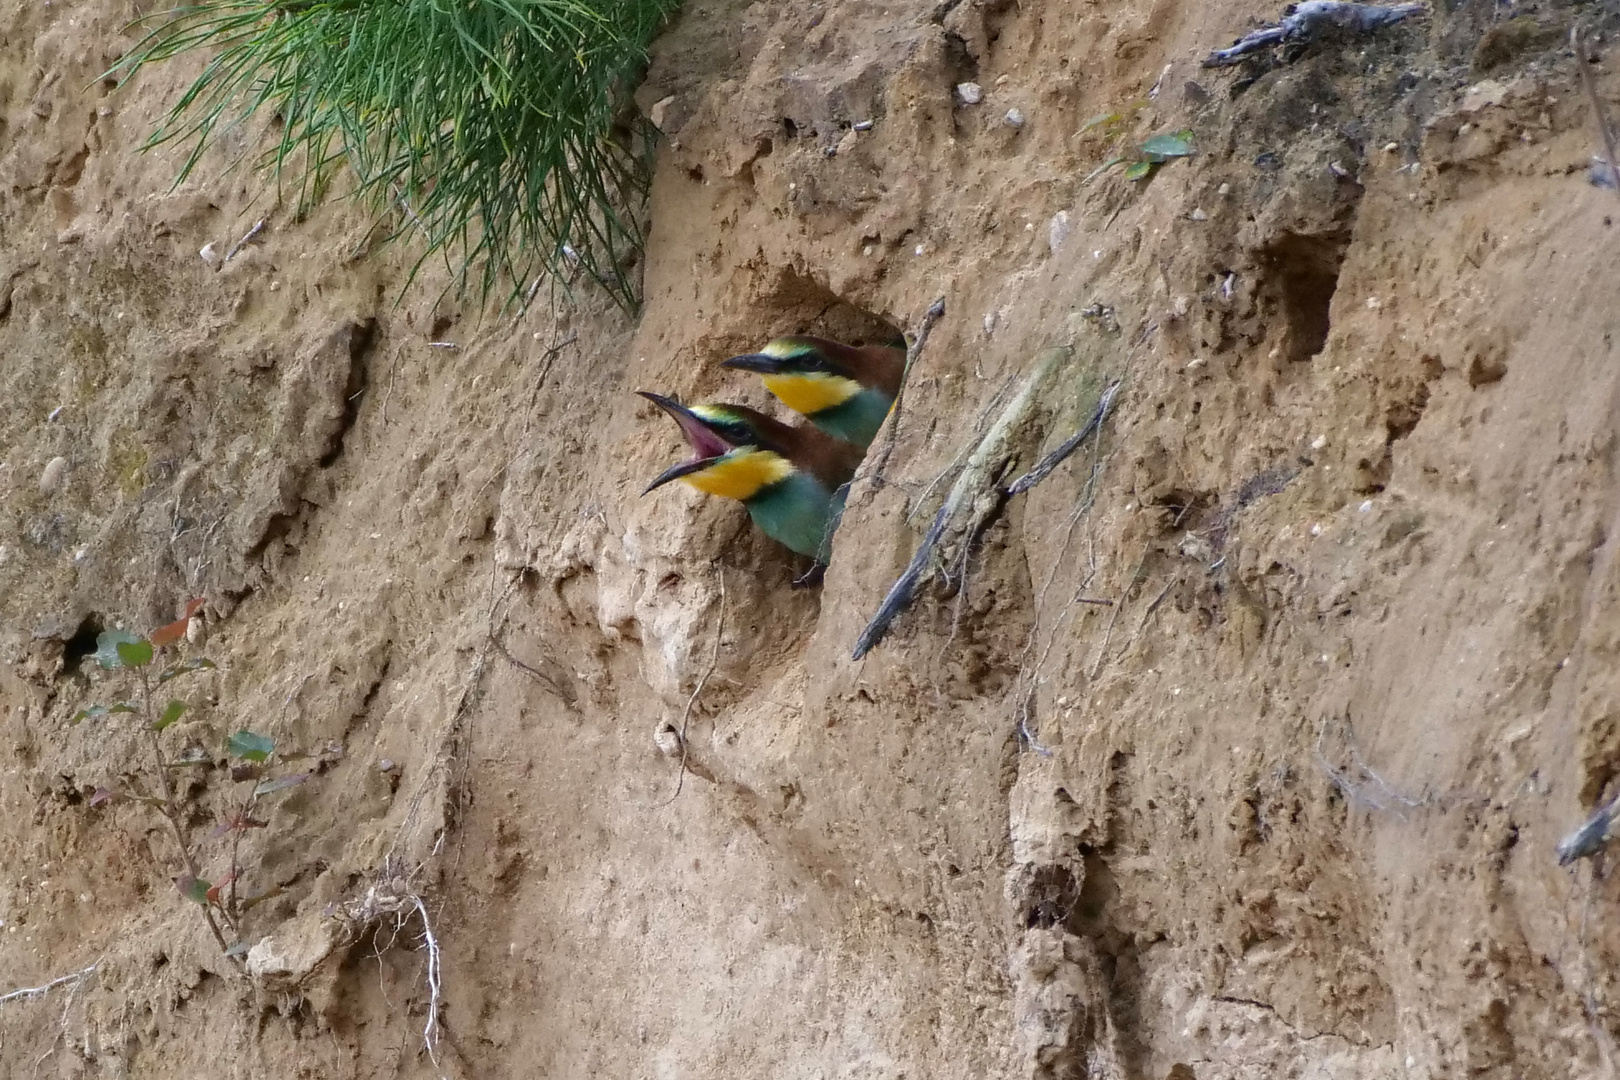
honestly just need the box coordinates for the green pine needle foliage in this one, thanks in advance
[114,0,680,312]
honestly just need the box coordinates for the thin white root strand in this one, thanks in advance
[411,894,444,1069]
[0,963,98,1007]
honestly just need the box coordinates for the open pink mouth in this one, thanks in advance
[638,392,737,493]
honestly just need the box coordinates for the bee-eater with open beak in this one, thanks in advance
[639,392,863,564]
[720,335,907,450]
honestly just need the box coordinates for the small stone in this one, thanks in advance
[983,312,998,336]
[1310,434,1328,451]
[38,456,68,494]
[1383,141,1399,153]
[1309,523,1323,537]
[1004,107,1025,129]
[654,724,682,758]
[1217,182,1231,195]
[1048,210,1071,254]
[378,758,397,774]
[1359,500,1374,513]
[1328,160,1350,179]
[199,242,218,265]
[47,406,64,422]
[96,104,112,117]
[853,119,874,131]
[956,82,983,105]
[185,615,206,647]
[1189,208,1208,221]
[1186,357,1207,370]
[1458,122,1473,136]
[648,94,675,131]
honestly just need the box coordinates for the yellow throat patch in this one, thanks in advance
[681,447,795,501]
[761,371,864,417]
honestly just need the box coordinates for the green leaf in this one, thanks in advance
[174,875,211,904]
[1123,161,1155,181]
[227,730,274,762]
[153,700,189,732]
[1082,155,1127,185]
[115,638,154,669]
[253,773,310,797]
[1140,132,1194,161]
[157,657,217,685]
[1081,110,1121,131]
[71,702,138,724]
[93,630,144,670]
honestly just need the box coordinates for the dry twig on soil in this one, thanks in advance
[1573,23,1620,200]
[659,564,726,806]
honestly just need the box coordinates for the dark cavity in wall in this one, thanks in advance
[1257,229,1350,363]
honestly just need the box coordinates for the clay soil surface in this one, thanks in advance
[3,0,1620,1076]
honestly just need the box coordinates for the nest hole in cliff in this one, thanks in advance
[744,267,903,353]
[60,614,105,673]
[695,267,902,592]
[1254,229,1350,364]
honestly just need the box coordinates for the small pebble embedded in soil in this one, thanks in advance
[38,455,67,493]
[1004,108,1025,128]
[1189,208,1207,221]
[956,82,983,105]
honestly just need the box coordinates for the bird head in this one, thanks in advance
[639,392,794,501]
[720,337,867,418]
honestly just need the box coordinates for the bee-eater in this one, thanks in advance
[720,335,907,449]
[639,392,862,564]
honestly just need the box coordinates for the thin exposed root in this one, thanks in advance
[863,297,947,488]
[659,564,726,807]
[0,962,99,1007]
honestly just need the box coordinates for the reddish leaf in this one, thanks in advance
[205,871,236,906]
[149,599,205,648]
[149,618,188,648]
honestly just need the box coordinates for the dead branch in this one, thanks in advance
[1006,380,1121,495]
[1574,23,1620,201]
[853,346,1071,660]
[1203,2,1426,67]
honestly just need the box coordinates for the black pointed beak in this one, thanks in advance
[643,457,716,494]
[720,353,789,375]
[638,390,732,457]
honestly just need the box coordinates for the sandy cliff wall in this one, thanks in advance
[2,0,1620,1076]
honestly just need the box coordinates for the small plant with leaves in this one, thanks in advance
[1081,103,1196,183]
[72,600,309,960]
